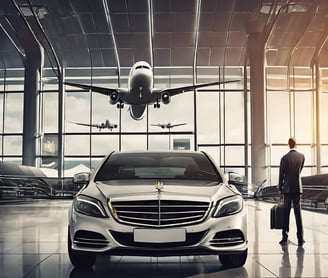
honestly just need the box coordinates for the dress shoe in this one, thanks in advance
[279,237,288,245]
[298,239,305,246]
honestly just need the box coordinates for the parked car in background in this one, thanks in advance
[68,151,248,269]
[228,172,249,195]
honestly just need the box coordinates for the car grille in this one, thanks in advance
[110,199,211,228]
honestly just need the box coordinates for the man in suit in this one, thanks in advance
[278,137,305,246]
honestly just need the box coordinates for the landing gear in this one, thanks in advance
[154,101,160,108]
[117,102,124,109]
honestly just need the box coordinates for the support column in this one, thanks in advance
[247,31,267,185]
[315,64,321,173]
[22,50,43,166]
[57,71,64,177]
[0,0,44,166]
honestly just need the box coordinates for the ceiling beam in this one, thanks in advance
[286,1,319,68]
[148,0,154,68]
[0,17,25,60]
[102,0,121,85]
[193,0,201,83]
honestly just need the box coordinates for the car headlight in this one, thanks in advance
[73,195,108,218]
[213,195,243,218]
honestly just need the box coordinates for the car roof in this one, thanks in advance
[109,150,204,155]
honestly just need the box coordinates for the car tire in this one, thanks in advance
[67,228,96,269]
[219,249,247,268]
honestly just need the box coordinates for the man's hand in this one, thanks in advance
[279,191,284,201]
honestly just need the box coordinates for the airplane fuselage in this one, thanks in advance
[125,61,154,119]
[127,61,153,105]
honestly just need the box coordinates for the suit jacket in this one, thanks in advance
[278,149,305,194]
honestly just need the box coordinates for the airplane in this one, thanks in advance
[151,122,188,150]
[151,122,187,129]
[71,119,118,131]
[65,61,239,121]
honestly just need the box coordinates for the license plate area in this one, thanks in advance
[134,228,186,243]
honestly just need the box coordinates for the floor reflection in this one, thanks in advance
[279,244,305,278]
[68,256,249,278]
[1,199,328,278]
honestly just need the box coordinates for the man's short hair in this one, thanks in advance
[288,137,296,148]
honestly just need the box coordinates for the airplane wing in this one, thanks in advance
[72,122,100,129]
[151,123,187,129]
[160,80,240,96]
[151,123,166,128]
[65,82,129,103]
[65,82,117,95]
[153,80,240,99]
[170,123,187,128]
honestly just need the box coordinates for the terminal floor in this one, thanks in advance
[0,199,327,278]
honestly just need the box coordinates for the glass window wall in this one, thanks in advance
[266,67,316,184]
[0,64,327,184]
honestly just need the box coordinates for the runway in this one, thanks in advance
[0,199,327,278]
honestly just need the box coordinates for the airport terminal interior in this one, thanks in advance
[0,0,328,277]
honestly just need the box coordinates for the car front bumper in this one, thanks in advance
[68,206,247,256]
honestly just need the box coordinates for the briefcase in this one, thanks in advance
[270,203,285,229]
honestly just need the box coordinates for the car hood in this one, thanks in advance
[81,179,236,202]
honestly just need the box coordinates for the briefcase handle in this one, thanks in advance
[278,191,284,202]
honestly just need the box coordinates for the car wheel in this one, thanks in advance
[219,249,247,268]
[67,228,96,269]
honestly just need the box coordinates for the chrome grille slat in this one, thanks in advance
[119,215,160,222]
[210,239,244,244]
[209,239,244,246]
[74,240,108,246]
[110,199,210,228]
[120,210,158,215]
[160,214,204,220]
[162,211,203,216]
[114,205,158,208]
[74,237,109,248]
[75,237,108,243]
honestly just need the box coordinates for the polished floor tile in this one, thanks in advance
[0,199,327,277]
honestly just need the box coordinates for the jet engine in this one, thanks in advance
[109,91,119,104]
[161,92,171,105]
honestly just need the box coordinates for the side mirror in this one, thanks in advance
[223,173,229,184]
[73,172,90,184]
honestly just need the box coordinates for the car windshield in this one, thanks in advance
[94,152,221,182]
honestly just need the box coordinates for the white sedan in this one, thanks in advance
[68,151,248,269]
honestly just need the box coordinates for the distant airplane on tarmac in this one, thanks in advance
[151,122,188,150]
[151,122,187,129]
[65,61,239,121]
[72,119,118,131]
